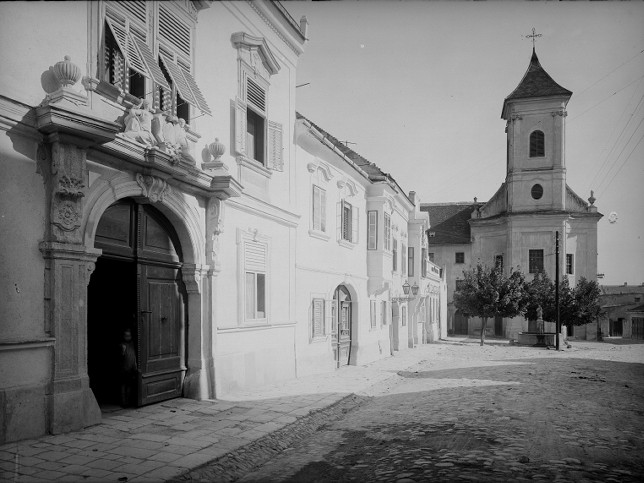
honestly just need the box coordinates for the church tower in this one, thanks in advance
[502,48,572,213]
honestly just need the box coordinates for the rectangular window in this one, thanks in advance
[402,243,407,276]
[245,272,265,319]
[381,301,387,326]
[455,279,465,291]
[384,213,391,251]
[312,298,325,338]
[495,255,504,270]
[422,248,428,278]
[428,252,435,262]
[408,247,415,277]
[401,306,407,326]
[312,186,327,232]
[341,200,352,241]
[393,239,398,272]
[566,254,574,275]
[370,300,377,329]
[243,237,267,322]
[367,211,378,250]
[455,252,465,264]
[246,108,265,164]
[529,249,544,274]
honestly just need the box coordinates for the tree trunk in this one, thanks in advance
[480,317,488,346]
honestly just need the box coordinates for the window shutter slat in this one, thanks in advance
[235,97,248,156]
[105,17,148,77]
[159,54,196,106]
[268,121,283,171]
[245,241,266,272]
[158,5,191,58]
[246,78,266,112]
[180,68,211,114]
[351,206,358,244]
[116,0,147,24]
[132,37,170,90]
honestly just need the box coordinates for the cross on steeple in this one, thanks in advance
[526,28,542,50]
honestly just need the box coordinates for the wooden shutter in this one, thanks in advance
[336,202,342,241]
[132,37,170,90]
[351,206,359,243]
[313,186,321,231]
[159,54,196,106]
[247,78,266,113]
[312,298,324,338]
[320,189,326,232]
[181,67,211,114]
[367,211,377,250]
[234,97,248,156]
[268,121,283,171]
[105,17,148,77]
[158,4,191,58]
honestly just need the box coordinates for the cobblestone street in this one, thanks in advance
[233,339,644,483]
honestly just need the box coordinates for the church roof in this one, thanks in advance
[420,202,483,245]
[296,112,410,202]
[502,49,572,118]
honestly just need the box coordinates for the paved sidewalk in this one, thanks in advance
[0,345,432,482]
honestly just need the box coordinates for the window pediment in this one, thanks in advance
[307,160,333,182]
[231,32,281,78]
[337,178,358,197]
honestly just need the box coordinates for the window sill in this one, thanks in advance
[310,335,328,343]
[309,229,330,241]
[338,239,355,249]
[237,155,272,178]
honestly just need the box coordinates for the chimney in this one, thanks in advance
[624,282,628,286]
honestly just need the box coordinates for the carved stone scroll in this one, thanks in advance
[136,173,170,203]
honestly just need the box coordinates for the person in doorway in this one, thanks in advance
[119,328,137,407]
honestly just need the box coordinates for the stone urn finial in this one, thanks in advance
[53,55,82,87]
[208,138,226,161]
[588,190,596,206]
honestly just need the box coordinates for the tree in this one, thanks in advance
[454,263,528,346]
[569,277,602,326]
[524,273,600,330]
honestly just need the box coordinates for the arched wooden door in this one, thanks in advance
[89,199,186,407]
[332,285,352,367]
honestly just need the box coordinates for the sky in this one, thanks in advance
[286,0,644,286]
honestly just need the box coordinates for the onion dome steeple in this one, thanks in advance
[502,48,572,119]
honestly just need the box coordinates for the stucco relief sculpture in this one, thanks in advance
[206,198,225,272]
[121,101,195,164]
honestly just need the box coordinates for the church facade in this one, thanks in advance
[0,0,445,444]
[422,49,602,340]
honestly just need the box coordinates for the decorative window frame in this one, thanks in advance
[370,300,377,330]
[232,32,283,174]
[384,212,392,252]
[237,228,271,326]
[310,184,329,241]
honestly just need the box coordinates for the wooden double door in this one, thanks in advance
[88,199,186,407]
[331,285,352,368]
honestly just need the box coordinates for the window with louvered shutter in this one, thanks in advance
[244,239,267,320]
[247,78,267,113]
[370,300,377,329]
[313,186,326,232]
[408,247,414,277]
[312,298,325,338]
[393,239,398,272]
[341,201,352,242]
[367,211,377,250]
[402,243,407,276]
[104,14,148,96]
[384,213,391,251]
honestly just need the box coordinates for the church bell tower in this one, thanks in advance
[502,48,572,213]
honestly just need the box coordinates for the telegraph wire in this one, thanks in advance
[587,91,644,191]
[597,132,644,198]
[568,73,644,123]
[574,48,644,99]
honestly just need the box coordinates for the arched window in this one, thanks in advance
[530,130,545,157]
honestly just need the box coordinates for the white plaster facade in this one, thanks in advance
[0,1,446,444]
